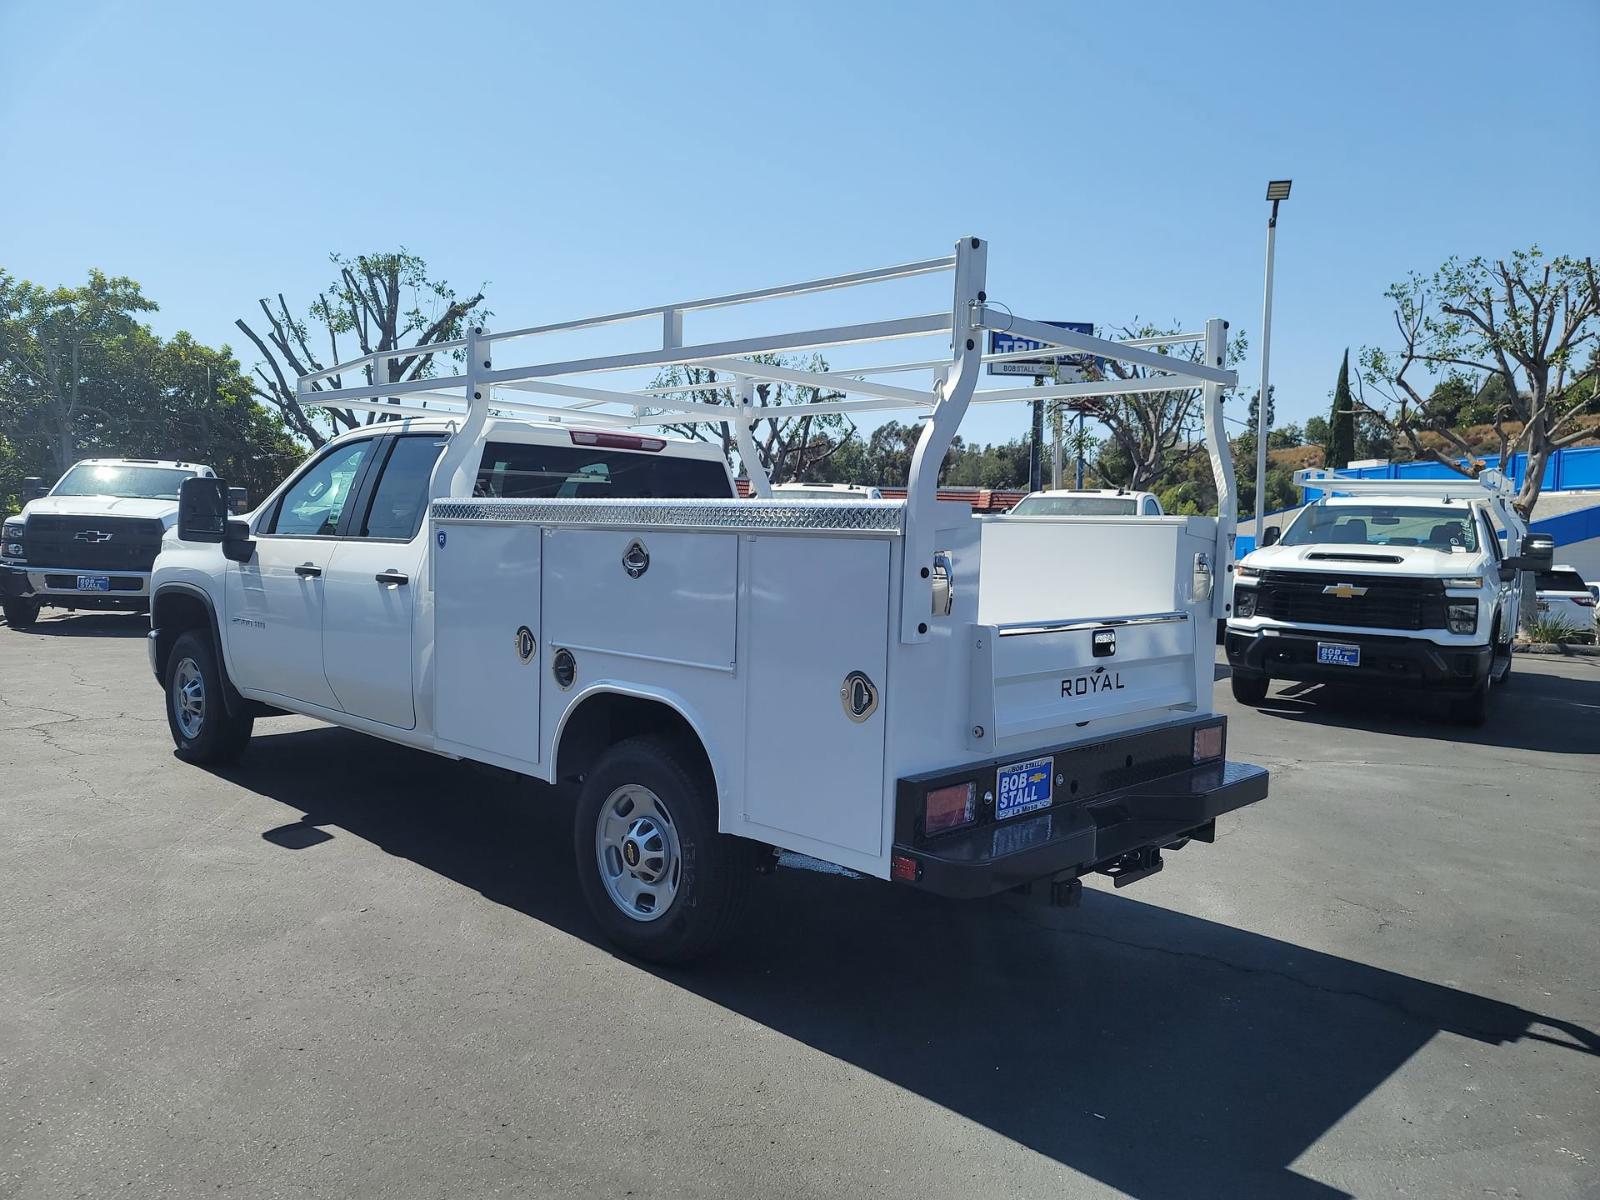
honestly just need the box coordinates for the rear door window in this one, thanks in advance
[356,435,447,540]
[475,441,732,500]
[1536,569,1588,592]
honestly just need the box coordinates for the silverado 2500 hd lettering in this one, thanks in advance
[148,237,1268,963]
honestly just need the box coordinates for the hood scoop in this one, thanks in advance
[1305,551,1404,564]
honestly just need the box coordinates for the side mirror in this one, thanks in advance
[1261,526,1281,547]
[227,486,250,514]
[22,477,46,503]
[1498,563,1517,583]
[177,477,228,543]
[1518,533,1554,573]
[222,519,255,563]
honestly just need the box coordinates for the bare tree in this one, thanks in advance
[1356,248,1600,517]
[235,250,488,448]
[646,354,857,484]
[1092,323,1248,491]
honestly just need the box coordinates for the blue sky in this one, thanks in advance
[2,0,1595,449]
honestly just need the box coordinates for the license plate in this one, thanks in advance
[996,756,1054,821]
[76,575,111,592]
[1316,642,1360,667]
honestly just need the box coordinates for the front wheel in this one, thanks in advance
[3,598,40,629]
[574,736,750,963]
[1230,671,1270,706]
[1448,675,1492,726]
[165,630,254,763]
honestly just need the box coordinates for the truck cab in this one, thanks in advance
[2,458,216,629]
[1224,469,1554,724]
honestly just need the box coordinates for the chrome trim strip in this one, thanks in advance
[995,610,1190,637]
[430,498,906,534]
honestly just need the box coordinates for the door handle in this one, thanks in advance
[294,563,322,578]
[375,570,409,586]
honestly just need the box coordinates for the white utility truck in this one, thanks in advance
[2,458,224,628]
[1225,469,1554,724]
[150,237,1267,962]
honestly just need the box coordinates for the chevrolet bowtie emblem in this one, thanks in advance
[74,530,113,543]
[1322,582,1368,599]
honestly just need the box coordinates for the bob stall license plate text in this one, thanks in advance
[1316,642,1360,667]
[996,756,1054,821]
[76,575,111,592]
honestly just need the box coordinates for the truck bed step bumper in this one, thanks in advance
[893,759,1267,899]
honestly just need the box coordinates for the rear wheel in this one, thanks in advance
[1230,671,1270,706]
[165,630,254,763]
[574,735,750,963]
[2,598,40,629]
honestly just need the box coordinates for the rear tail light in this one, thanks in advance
[1575,595,1596,607]
[1446,600,1478,634]
[1193,722,1224,763]
[924,782,976,835]
[569,430,666,452]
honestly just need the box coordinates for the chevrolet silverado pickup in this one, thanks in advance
[149,237,1268,962]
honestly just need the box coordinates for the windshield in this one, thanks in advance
[776,488,868,501]
[1011,495,1136,516]
[1280,504,1478,551]
[52,464,194,500]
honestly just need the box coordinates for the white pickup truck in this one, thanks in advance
[1225,469,1554,724]
[2,458,222,629]
[150,237,1267,961]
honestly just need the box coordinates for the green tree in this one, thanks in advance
[1303,414,1331,449]
[236,250,488,448]
[1357,247,1600,516]
[0,269,158,475]
[1092,323,1248,491]
[1326,350,1355,469]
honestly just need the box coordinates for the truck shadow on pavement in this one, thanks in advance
[1236,667,1599,755]
[4,612,149,638]
[228,725,1598,1200]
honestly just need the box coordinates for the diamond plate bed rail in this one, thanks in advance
[429,497,908,534]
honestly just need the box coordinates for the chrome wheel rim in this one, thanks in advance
[595,785,681,922]
[173,657,205,740]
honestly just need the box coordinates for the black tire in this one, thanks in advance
[1493,615,1514,685]
[1448,674,1492,727]
[574,735,751,964]
[1230,671,1270,706]
[164,630,254,764]
[2,598,40,629]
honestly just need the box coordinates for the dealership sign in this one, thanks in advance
[987,321,1094,377]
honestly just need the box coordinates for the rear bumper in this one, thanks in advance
[1225,627,1492,691]
[891,718,1268,899]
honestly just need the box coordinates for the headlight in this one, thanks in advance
[1444,576,1484,589]
[1236,564,1261,578]
[1,520,22,541]
[1234,587,1257,618]
[1,543,22,559]
[1446,600,1478,634]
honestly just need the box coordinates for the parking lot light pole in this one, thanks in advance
[1254,179,1292,539]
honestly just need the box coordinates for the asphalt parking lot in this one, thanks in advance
[1,612,1596,1200]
